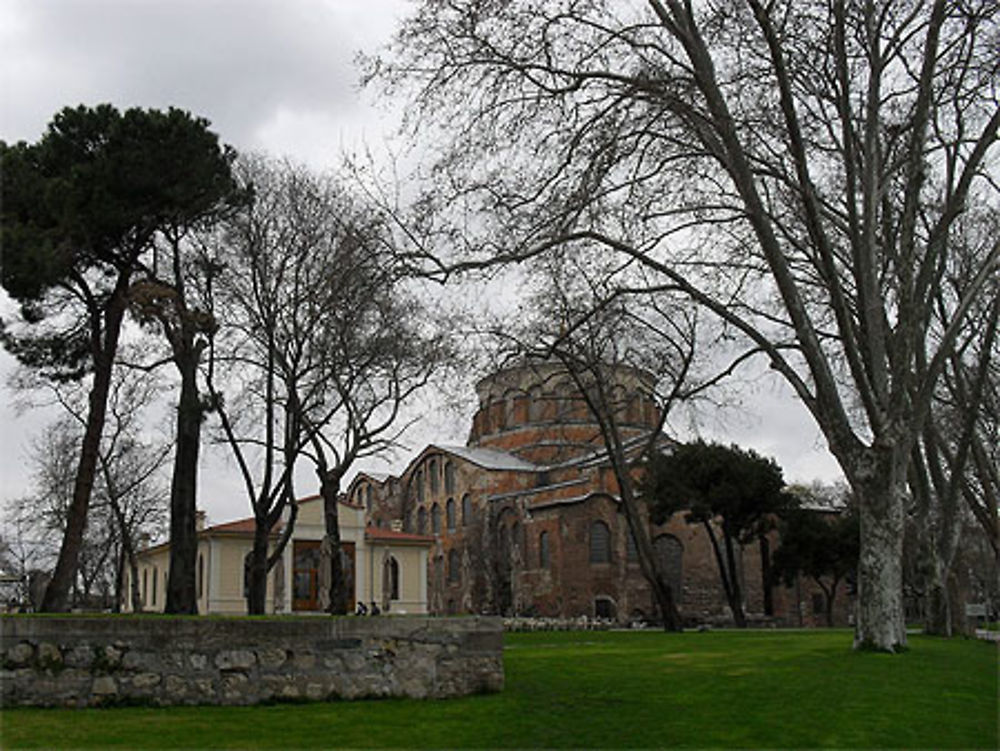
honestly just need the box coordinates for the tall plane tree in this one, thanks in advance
[372,0,1000,650]
[1,105,236,611]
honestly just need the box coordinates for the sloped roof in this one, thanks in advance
[431,444,539,472]
[357,471,393,483]
[204,518,282,536]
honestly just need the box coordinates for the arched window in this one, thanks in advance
[626,528,638,562]
[444,462,456,495]
[539,531,550,569]
[434,555,444,587]
[417,507,427,535]
[142,569,148,606]
[448,549,460,583]
[152,566,158,606]
[416,470,425,503]
[432,503,441,534]
[528,385,543,421]
[429,458,439,493]
[462,494,472,526]
[595,596,617,619]
[197,554,204,599]
[446,498,456,531]
[365,484,373,512]
[384,556,400,601]
[589,521,611,564]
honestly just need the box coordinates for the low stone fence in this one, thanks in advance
[0,615,503,708]
[503,616,621,632]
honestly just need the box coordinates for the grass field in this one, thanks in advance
[1,629,996,749]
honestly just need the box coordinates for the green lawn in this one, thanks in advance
[1,629,996,749]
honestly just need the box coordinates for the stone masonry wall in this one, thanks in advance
[0,615,503,708]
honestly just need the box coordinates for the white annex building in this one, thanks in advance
[125,496,432,615]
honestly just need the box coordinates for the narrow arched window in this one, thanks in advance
[445,462,456,495]
[142,569,148,606]
[432,503,442,534]
[539,531,550,569]
[152,566,158,606]
[429,458,439,493]
[365,484,373,512]
[589,521,611,564]
[417,507,427,535]
[462,494,472,526]
[448,549,460,583]
[384,556,400,600]
[446,498,456,531]
[416,470,425,503]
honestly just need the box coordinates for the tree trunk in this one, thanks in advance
[702,521,743,627]
[618,483,681,630]
[320,473,348,615]
[722,530,747,628]
[247,523,270,615]
[759,534,774,617]
[948,569,972,637]
[851,448,908,651]
[41,295,128,613]
[106,485,142,613]
[128,556,141,614]
[822,580,839,628]
[924,550,952,636]
[165,359,202,614]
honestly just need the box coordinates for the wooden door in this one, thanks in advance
[293,540,321,611]
[292,540,356,612]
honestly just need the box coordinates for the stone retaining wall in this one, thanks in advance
[0,615,503,707]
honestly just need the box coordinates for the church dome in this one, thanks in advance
[467,360,661,464]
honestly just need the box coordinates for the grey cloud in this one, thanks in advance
[2,0,364,148]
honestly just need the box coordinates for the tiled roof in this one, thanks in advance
[204,517,282,536]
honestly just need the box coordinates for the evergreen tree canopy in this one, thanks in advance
[644,440,791,541]
[772,505,860,589]
[0,103,237,380]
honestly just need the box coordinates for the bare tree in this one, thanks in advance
[212,156,448,615]
[92,371,171,612]
[493,252,750,629]
[12,365,170,611]
[909,238,999,635]
[371,0,1000,650]
[1,498,53,610]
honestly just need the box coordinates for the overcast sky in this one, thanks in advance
[0,0,842,530]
